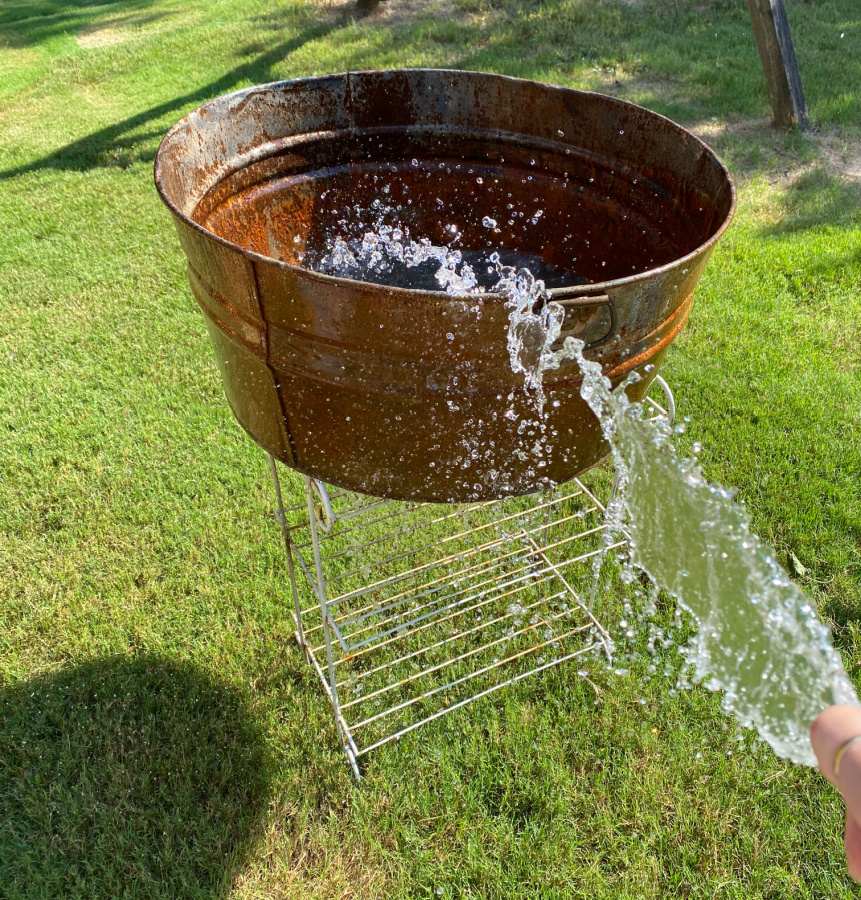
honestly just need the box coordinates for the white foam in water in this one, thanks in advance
[316,219,858,765]
[318,219,481,295]
[318,217,570,416]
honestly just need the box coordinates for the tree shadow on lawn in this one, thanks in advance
[0,0,161,48]
[1,0,844,188]
[0,655,272,900]
[760,167,861,238]
[0,21,342,183]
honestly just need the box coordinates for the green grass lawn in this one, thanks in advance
[1,0,860,897]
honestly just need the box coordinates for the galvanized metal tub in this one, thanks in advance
[154,69,735,502]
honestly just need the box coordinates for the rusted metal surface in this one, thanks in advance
[154,69,735,502]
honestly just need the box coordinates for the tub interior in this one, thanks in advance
[191,125,732,290]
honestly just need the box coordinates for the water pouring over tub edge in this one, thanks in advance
[154,69,735,503]
[323,228,860,767]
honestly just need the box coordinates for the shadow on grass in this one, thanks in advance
[0,0,772,183]
[0,655,271,900]
[4,0,856,184]
[0,0,160,47]
[762,167,861,238]
[0,21,341,182]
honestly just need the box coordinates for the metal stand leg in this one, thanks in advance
[586,469,622,663]
[305,477,362,781]
[652,374,676,425]
[269,454,307,651]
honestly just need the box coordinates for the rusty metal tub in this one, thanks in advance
[154,69,735,502]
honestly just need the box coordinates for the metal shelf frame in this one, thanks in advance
[269,377,674,780]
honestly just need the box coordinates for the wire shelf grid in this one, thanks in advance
[269,380,674,779]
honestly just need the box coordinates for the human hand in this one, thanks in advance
[810,705,861,881]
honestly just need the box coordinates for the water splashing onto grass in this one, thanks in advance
[570,338,858,766]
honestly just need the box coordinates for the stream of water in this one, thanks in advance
[572,343,859,766]
[312,219,859,766]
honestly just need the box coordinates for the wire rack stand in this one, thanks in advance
[269,378,675,780]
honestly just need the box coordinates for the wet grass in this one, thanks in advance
[1,0,860,897]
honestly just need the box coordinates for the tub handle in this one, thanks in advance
[310,478,336,534]
[554,293,617,351]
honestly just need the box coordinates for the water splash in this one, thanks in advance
[315,220,857,764]
[480,246,857,763]
[568,338,858,766]
[319,225,481,295]
[492,258,571,416]
[316,221,576,415]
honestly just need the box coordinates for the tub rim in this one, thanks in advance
[154,68,737,304]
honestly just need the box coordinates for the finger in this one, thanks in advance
[837,743,861,839]
[846,815,861,882]
[810,705,861,786]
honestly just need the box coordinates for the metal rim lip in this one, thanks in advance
[154,68,737,303]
